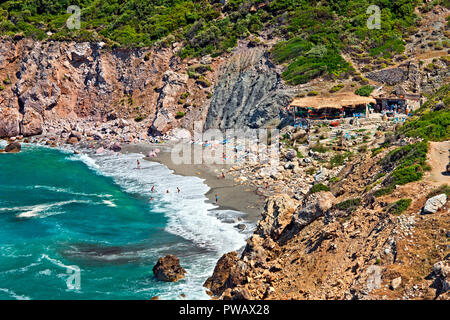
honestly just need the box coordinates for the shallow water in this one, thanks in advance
[0,142,250,300]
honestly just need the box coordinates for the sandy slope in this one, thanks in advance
[426,141,450,185]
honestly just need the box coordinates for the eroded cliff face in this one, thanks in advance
[205,47,294,130]
[0,39,205,139]
[0,39,295,139]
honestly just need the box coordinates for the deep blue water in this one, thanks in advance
[0,142,248,300]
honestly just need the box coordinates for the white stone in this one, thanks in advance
[423,194,447,214]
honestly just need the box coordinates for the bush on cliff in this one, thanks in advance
[310,183,330,193]
[388,198,412,215]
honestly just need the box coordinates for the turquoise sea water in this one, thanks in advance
[0,141,249,300]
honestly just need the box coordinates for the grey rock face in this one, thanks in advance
[205,48,294,130]
[366,68,407,85]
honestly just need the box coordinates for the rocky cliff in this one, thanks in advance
[0,38,297,140]
[205,46,295,129]
[204,146,449,300]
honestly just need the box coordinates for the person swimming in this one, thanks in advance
[137,160,140,169]
[166,190,169,194]
[215,194,218,204]
[177,187,180,193]
[151,186,155,193]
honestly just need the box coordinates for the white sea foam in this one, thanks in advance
[33,185,112,198]
[39,254,78,272]
[66,150,253,299]
[0,288,31,300]
[102,200,117,207]
[0,200,91,218]
[73,151,250,253]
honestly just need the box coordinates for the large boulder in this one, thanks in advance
[21,108,43,137]
[150,108,175,136]
[18,80,60,114]
[423,194,447,214]
[285,150,297,161]
[152,255,186,282]
[280,191,335,242]
[4,142,21,153]
[427,260,450,297]
[0,108,21,138]
[295,191,335,228]
[256,194,299,239]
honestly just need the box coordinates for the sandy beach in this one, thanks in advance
[121,143,265,223]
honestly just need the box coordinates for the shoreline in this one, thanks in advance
[121,143,265,223]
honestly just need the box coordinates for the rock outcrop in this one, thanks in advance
[4,142,21,153]
[427,260,450,298]
[152,255,186,282]
[204,251,241,296]
[205,47,295,130]
[423,194,447,214]
[0,108,21,138]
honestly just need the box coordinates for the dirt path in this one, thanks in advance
[426,141,450,185]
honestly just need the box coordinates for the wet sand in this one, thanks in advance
[121,143,265,223]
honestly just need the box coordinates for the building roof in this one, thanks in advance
[289,92,376,109]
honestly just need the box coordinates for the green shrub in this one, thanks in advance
[330,84,344,93]
[134,115,144,122]
[307,91,318,96]
[175,111,185,119]
[374,186,395,197]
[330,177,340,184]
[335,198,361,212]
[330,153,346,167]
[398,86,450,142]
[355,85,374,97]
[371,146,385,157]
[180,92,190,99]
[196,76,211,88]
[306,167,316,175]
[312,143,329,153]
[388,199,412,215]
[310,183,330,193]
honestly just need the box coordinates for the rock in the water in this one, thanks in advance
[66,136,79,145]
[153,254,186,282]
[4,142,21,153]
[423,194,447,214]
